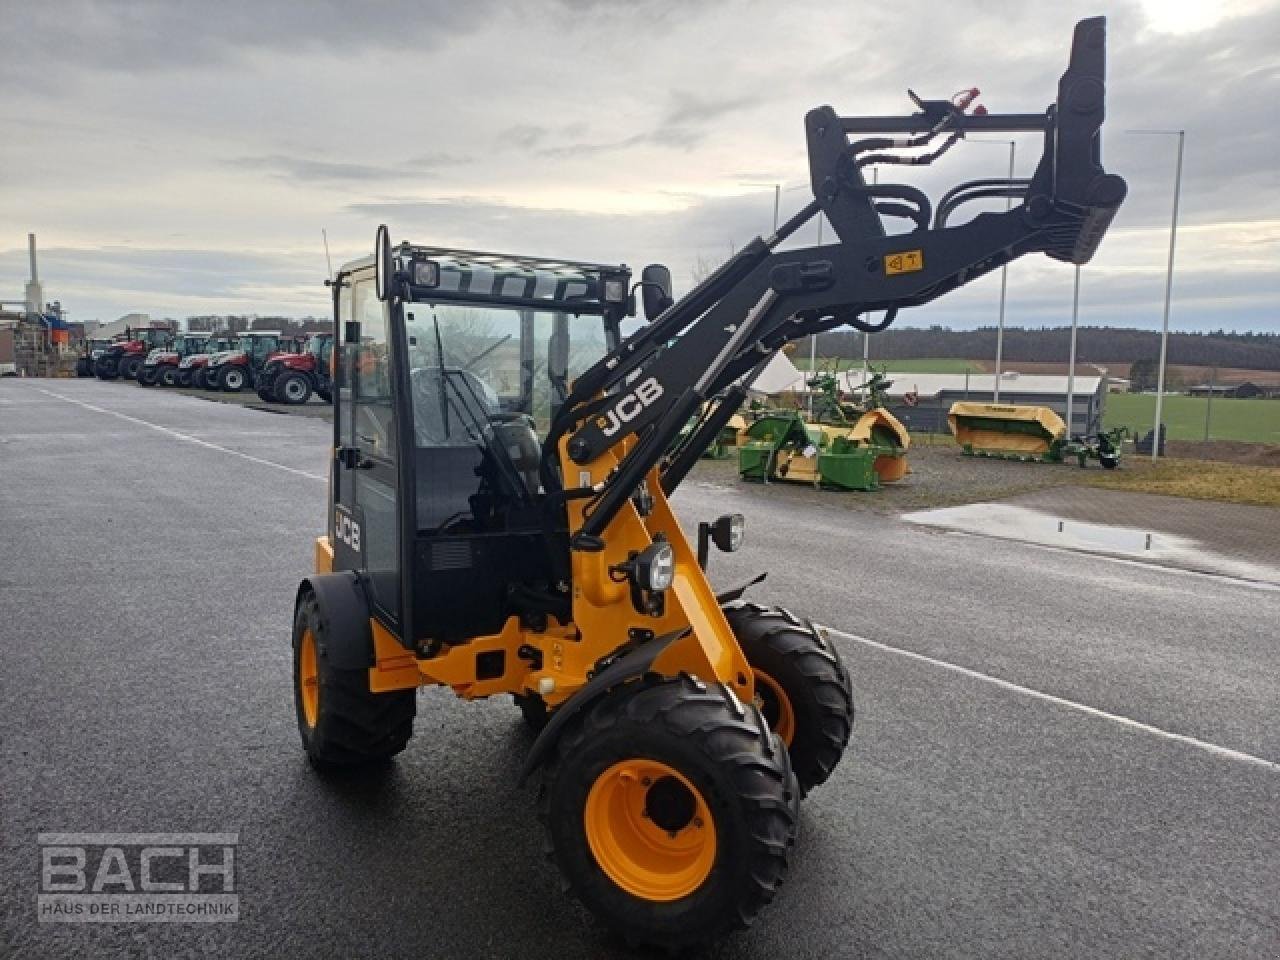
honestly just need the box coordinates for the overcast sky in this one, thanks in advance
[2,0,1277,333]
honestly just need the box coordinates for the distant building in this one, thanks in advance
[1187,382,1262,399]
[97,313,168,339]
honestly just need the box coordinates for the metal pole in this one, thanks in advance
[772,184,780,233]
[992,141,1015,402]
[863,167,877,386]
[1066,265,1080,438]
[1204,366,1215,442]
[807,216,823,417]
[1150,130,1185,462]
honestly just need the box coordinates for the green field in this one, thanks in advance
[1103,393,1280,444]
[793,357,980,374]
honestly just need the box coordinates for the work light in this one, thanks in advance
[411,259,441,287]
[603,276,628,304]
[634,541,675,593]
[711,513,745,553]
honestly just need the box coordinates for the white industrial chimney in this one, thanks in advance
[25,233,44,317]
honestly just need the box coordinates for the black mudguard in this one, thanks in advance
[518,627,687,783]
[296,572,374,670]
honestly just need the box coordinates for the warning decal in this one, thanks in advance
[884,250,924,276]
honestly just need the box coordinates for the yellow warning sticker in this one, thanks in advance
[884,250,924,276]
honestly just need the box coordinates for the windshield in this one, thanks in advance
[403,303,608,441]
[396,301,610,532]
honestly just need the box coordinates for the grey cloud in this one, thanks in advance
[536,92,756,157]
[230,153,469,184]
[231,156,431,184]
[1,0,495,86]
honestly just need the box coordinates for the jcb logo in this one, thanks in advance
[599,377,664,438]
[335,510,361,553]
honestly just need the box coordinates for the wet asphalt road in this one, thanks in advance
[2,378,1277,960]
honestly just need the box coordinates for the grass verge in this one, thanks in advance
[1078,457,1280,508]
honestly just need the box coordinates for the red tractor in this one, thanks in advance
[205,332,300,393]
[94,327,174,381]
[256,332,333,404]
[179,334,237,387]
[136,332,213,387]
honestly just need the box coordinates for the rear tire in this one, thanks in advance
[542,674,797,951]
[192,368,208,389]
[95,358,119,380]
[177,369,192,387]
[723,603,854,795]
[292,592,415,768]
[159,366,179,387]
[137,367,157,386]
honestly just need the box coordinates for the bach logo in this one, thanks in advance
[38,833,239,923]
[599,377,664,437]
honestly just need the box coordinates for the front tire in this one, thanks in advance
[542,675,797,951]
[277,372,312,405]
[292,592,415,768]
[159,365,179,387]
[219,365,247,392]
[119,355,142,380]
[723,603,854,795]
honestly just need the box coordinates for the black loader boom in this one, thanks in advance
[549,16,1125,545]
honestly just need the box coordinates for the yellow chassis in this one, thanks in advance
[317,441,754,709]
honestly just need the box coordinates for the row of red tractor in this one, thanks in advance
[75,327,334,404]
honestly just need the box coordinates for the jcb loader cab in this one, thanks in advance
[291,18,1125,950]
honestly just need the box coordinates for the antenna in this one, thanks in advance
[322,229,333,282]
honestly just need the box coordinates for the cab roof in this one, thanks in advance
[339,243,630,314]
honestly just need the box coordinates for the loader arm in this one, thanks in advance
[546,16,1125,545]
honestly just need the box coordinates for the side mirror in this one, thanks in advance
[640,264,674,322]
[374,224,393,301]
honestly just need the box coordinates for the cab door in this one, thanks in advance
[333,273,405,634]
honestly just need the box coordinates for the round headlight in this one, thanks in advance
[636,541,675,593]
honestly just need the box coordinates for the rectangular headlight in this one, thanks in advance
[603,277,627,303]
[411,259,440,287]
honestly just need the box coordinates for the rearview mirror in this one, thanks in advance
[640,264,674,322]
[374,224,393,301]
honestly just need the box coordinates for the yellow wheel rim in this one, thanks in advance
[299,628,319,729]
[584,759,716,902]
[753,669,796,746]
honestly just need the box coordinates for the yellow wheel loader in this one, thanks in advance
[291,18,1124,949]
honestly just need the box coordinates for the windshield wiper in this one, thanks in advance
[430,310,452,440]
